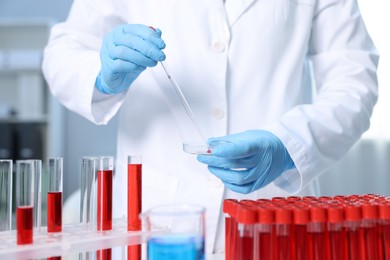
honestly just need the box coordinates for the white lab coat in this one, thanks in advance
[42,0,378,254]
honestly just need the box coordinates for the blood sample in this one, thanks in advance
[256,206,274,260]
[236,205,257,260]
[327,205,345,260]
[223,199,238,260]
[293,206,310,260]
[378,203,390,260]
[128,155,142,260]
[361,203,379,260]
[16,160,35,245]
[47,157,63,233]
[97,169,113,231]
[47,192,62,232]
[308,206,328,260]
[344,204,363,260]
[16,206,33,245]
[97,155,113,231]
[97,248,112,260]
[274,207,292,260]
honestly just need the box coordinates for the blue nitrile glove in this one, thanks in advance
[96,24,166,94]
[197,130,295,194]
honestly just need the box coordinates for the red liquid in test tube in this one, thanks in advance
[361,203,379,260]
[97,169,113,231]
[47,157,63,233]
[274,207,293,260]
[236,205,257,260]
[379,203,390,260]
[16,206,33,245]
[344,204,363,260]
[308,206,328,260]
[127,155,142,260]
[293,206,310,260]
[223,199,238,260]
[97,248,112,260]
[47,192,62,232]
[256,206,274,260]
[327,205,345,260]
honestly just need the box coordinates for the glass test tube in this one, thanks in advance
[97,156,114,260]
[30,159,42,231]
[79,157,97,260]
[47,157,63,233]
[127,155,142,260]
[344,205,363,260]
[0,160,13,231]
[16,160,35,245]
[97,156,113,231]
[80,156,98,231]
[379,203,390,260]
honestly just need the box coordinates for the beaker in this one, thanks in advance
[141,204,206,260]
[47,157,63,233]
[15,160,35,245]
[0,159,13,231]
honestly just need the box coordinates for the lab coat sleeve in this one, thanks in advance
[266,0,379,193]
[42,0,127,124]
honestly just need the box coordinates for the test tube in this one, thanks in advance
[15,160,35,245]
[31,159,42,231]
[97,156,113,231]
[47,157,63,233]
[308,205,328,260]
[97,156,114,260]
[80,156,98,231]
[127,155,142,260]
[0,160,12,231]
[378,202,390,260]
[361,203,379,260]
[293,206,309,260]
[344,204,363,260]
[235,204,257,260]
[327,205,345,260]
[255,205,274,260]
[274,206,293,260]
[79,157,98,260]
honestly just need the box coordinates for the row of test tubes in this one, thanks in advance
[80,155,143,260]
[224,194,390,260]
[0,158,63,245]
[0,155,143,260]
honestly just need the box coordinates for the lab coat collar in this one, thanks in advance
[224,0,257,27]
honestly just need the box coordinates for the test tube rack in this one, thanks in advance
[0,217,153,259]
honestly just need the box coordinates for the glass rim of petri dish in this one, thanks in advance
[183,140,231,155]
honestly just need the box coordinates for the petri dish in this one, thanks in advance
[183,142,213,155]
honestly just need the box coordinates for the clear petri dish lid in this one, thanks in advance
[183,142,213,155]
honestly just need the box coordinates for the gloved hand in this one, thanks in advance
[96,24,166,94]
[197,130,295,194]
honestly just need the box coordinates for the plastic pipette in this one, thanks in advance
[160,61,207,144]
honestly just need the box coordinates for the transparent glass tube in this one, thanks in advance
[47,157,63,233]
[16,160,35,245]
[80,156,98,231]
[31,159,42,231]
[97,156,113,231]
[0,159,13,231]
[127,155,142,260]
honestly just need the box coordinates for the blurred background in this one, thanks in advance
[0,0,389,208]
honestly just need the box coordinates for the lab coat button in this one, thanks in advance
[212,41,225,53]
[213,179,223,188]
[212,108,225,119]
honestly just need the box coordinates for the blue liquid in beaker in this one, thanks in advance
[147,235,204,260]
